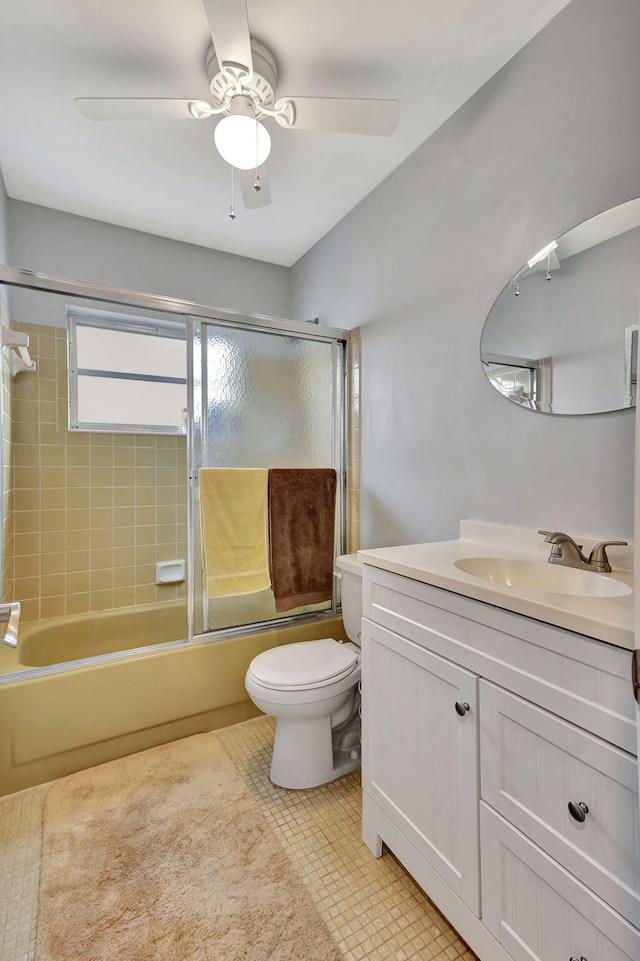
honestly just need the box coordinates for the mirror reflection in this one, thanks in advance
[481,198,640,414]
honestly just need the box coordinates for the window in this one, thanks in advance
[68,308,187,433]
[482,352,552,412]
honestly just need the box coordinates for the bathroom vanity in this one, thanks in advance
[359,522,639,961]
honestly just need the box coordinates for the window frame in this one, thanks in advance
[67,307,187,434]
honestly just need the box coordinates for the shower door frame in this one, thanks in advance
[186,314,348,642]
[0,264,350,651]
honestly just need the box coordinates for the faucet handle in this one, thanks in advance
[0,601,20,649]
[587,540,628,573]
[538,530,583,550]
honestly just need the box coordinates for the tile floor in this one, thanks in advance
[0,785,47,961]
[0,716,476,961]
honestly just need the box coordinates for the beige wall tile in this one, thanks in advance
[67,530,90,551]
[15,555,41,579]
[90,589,114,612]
[114,565,135,587]
[113,547,135,568]
[114,586,136,608]
[40,595,65,618]
[15,576,39,600]
[67,445,90,466]
[91,446,114,467]
[42,488,65,510]
[66,488,89,509]
[7,321,192,622]
[90,529,114,550]
[90,548,114,570]
[66,592,91,615]
[41,552,65,576]
[41,573,66,597]
[91,487,114,509]
[66,570,90,594]
[135,584,157,605]
[14,511,41,533]
[91,569,114,591]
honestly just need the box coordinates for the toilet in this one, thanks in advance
[245,553,362,789]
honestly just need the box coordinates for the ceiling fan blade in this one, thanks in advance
[76,98,211,121]
[201,0,253,75]
[238,165,271,209]
[278,97,400,136]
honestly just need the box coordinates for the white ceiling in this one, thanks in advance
[0,0,572,267]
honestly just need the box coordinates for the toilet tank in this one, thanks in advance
[335,553,362,645]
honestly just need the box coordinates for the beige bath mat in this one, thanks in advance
[37,734,342,961]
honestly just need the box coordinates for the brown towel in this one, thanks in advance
[268,468,337,613]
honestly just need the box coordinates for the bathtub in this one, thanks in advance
[14,600,187,669]
[0,607,347,796]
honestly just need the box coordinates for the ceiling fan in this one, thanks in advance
[75,0,400,213]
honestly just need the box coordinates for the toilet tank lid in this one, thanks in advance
[335,553,362,577]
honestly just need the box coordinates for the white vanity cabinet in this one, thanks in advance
[361,563,640,961]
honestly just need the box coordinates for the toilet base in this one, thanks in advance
[269,715,361,790]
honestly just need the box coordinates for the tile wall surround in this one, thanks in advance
[6,322,187,621]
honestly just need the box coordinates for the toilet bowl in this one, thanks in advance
[244,553,362,789]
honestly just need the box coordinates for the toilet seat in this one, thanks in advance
[247,638,358,691]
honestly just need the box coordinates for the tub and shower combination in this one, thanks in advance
[0,266,350,796]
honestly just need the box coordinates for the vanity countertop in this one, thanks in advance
[358,520,634,650]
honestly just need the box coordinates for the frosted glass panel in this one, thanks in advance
[202,327,333,469]
[76,326,185,378]
[76,375,186,431]
[191,320,343,635]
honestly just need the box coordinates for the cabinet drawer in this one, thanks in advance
[480,804,640,961]
[363,566,636,754]
[480,682,640,928]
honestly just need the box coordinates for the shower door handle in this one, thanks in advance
[0,602,21,649]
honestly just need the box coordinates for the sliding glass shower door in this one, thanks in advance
[188,317,346,637]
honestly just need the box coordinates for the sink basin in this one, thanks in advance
[454,557,632,598]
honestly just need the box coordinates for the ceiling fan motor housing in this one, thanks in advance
[206,38,278,118]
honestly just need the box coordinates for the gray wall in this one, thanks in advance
[7,201,291,322]
[291,0,639,548]
[0,170,8,269]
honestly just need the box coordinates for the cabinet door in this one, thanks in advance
[362,620,480,914]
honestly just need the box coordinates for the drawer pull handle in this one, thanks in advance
[568,800,589,822]
[455,701,470,717]
[569,957,588,961]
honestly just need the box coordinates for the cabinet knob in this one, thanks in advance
[568,800,589,822]
[455,701,470,716]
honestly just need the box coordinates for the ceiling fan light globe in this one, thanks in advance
[214,115,271,170]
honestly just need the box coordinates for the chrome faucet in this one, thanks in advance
[538,531,627,573]
[0,601,21,649]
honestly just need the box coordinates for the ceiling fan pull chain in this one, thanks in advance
[229,166,236,220]
[253,103,262,192]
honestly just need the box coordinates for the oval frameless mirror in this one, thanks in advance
[480,198,640,414]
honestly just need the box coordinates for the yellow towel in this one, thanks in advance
[199,468,271,598]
